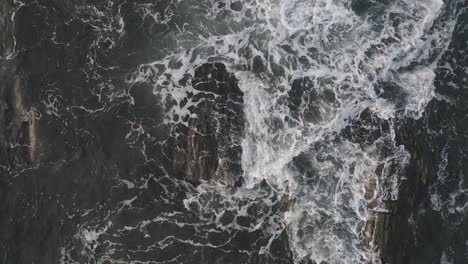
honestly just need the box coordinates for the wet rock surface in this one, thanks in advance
[168,63,244,185]
[373,4,468,264]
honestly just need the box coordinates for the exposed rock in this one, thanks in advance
[169,63,244,185]
[0,0,14,58]
[370,6,468,264]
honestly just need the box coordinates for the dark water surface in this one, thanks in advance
[0,0,467,263]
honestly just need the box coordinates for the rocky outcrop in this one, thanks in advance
[0,0,14,58]
[0,0,39,167]
[169,63,244,185]
[369,5,468,264]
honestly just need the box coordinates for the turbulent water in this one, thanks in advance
[1,0,468,263]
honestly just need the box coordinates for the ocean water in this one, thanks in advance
[0,0,467,263]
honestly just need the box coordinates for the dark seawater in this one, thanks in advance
[0,0,467,263]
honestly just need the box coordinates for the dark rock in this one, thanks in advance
[373,5,468,264]
[288,77,339,125]
[230,1,243,12]
[166,62,244,185]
